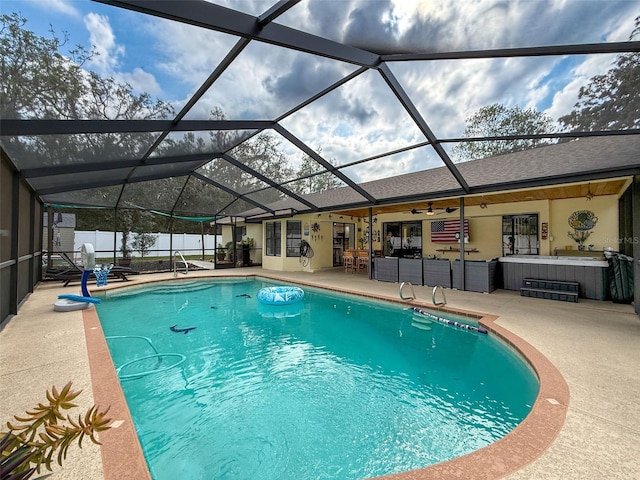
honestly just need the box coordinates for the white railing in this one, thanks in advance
[399,282,416,301]
[432,285,447,306]
[173,251,188,277]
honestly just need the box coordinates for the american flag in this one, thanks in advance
[430,219,469,243]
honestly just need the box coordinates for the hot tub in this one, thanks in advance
[499,255,609,300]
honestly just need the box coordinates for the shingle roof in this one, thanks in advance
[239,135,640,219]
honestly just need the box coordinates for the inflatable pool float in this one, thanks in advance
[257,286,304,305]
[58,294,101,304]
[257,301,304,319]
[53,298,92,312]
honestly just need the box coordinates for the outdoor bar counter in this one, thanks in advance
[499,255,609,300]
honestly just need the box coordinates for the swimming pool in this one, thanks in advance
[96,278,538,480]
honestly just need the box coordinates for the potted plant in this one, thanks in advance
[119,237,132,267]
[224,240,235,261]
[240,238,254,266]
[567,229,592,250]
[1,381,112,479]
[216,243,227,261]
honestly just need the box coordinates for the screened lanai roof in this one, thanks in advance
[1,0,639,218]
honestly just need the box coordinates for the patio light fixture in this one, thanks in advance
[585,183,595,201]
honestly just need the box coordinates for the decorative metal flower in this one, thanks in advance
[311,222,320,232]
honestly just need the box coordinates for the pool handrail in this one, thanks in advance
[173,251,188,277]
[432,285,447,306]
[399,281,416,300]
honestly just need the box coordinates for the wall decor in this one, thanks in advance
[567,210,598,250]
[311,222,320,233]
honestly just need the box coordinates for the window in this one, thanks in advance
[265,222,281,256]
[234,225,246,242]
[502,214,539,255]
[286,221,302,257]
[383,221,422,257]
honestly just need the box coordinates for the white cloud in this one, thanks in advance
[84,12,124,75]
[145,19,237,91]
[28,0,80,17]
[545,53,620,125]
[119,67,162,96]
[81,11,167,99]
[36,0,635,181]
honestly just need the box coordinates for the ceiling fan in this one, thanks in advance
[408,202,458,216]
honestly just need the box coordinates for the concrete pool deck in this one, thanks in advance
[1,267,639,479]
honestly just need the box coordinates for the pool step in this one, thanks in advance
[520,278,579,303]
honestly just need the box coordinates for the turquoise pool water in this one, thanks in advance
[96,278,538,480]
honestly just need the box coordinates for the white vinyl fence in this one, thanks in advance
[73,231,221,259]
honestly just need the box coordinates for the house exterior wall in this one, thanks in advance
[423,200,551,260]
[550,195,618,252]
[301,216,333,272]
[44,227,75,253]
[259,215,334,272]
[259,192,621,272]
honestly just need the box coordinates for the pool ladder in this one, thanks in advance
[173,251,188,277]
[399,282,447,306]
[399,282,416,300]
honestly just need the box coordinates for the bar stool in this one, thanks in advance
[356,250,369,272]
[343,250,356,273]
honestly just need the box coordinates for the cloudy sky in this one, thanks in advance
[4,0,639,185]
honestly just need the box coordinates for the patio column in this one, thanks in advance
[458,197,465,291]
[634,176,640,315]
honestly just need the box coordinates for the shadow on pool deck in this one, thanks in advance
[1,267,638,479]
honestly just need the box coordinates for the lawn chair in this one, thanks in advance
[43,252,137,286]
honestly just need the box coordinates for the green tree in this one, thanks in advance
[168,107,298,217]
[0,12,173,120]
[117,209,158,257]
[0,12,91,119]
[183,129,296,215]
[0,12,174,212]
[290,148,343,195]
[452,104,556,162]
[559,16,640,131]
[131,232,158,259]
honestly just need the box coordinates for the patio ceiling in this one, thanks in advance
[1,0,639,218]
[333,178,631,219]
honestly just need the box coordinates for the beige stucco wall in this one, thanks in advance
[302,217,335,272]
[260,215,356,272]
[257,191,620,272]
[260,216,319,272]
[423,200,552,259]
[549,194,618,252]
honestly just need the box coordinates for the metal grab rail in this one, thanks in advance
[432,285,447,306]
[173,251,188,277]
[399,282,416,301]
